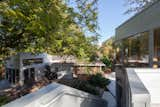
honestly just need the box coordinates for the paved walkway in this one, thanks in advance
[103,72,117,107]
[102,91,116,107]
[106,72,116,97]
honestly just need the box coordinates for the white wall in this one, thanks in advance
[5,53,53,76]
[135,68,160,105]
[5,53,76,71]
[5,55,19,69]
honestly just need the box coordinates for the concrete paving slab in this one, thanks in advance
[107,80,116,97]
[105,72,116,97]
[102,91,116,107]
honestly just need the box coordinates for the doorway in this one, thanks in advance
[30,68,35,81]
[24,69,29,84]
[24,68,35,84]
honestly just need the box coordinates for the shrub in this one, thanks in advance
[79,83,99,95]
[76,81,99,95]
[71,79,99,95]
[101,56,112,68]
[0,95,10,106]
[89,73,110,88]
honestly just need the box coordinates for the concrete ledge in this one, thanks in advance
[3,83,107,107]
[133,68,160,106]
[116,68,151,107]
[126,68,150,103]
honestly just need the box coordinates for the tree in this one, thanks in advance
[124,0,157,14]
[0,0,99,60]
[100,37,115,58]
[99,37,115,68]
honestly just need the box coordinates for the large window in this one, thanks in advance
[23,58,43,66]
[139,32,149,57]
[122,32,149,65]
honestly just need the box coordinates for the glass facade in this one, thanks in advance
[116,28,160,67]
[116,32,149,67]
[6,69,20,84]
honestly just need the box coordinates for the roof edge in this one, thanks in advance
[116,0,159,30]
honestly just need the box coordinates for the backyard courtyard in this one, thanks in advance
[1,0,160,107]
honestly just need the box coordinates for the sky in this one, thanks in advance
[97,0,133,44]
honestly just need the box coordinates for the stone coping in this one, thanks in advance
[126,68,150,103]
[3,83,107,107]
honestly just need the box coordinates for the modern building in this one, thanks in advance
[115,0,160,67]
[115,1,160,107]
[5,53,52,85]
[4,53,76,85]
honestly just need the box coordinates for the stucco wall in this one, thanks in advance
[115,1,160,41]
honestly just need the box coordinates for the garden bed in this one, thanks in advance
[58,73,110,96]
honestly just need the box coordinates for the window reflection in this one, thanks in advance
[23,58,43,66]
[122,32,149,66]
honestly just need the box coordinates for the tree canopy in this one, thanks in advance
[0,0,99,60]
